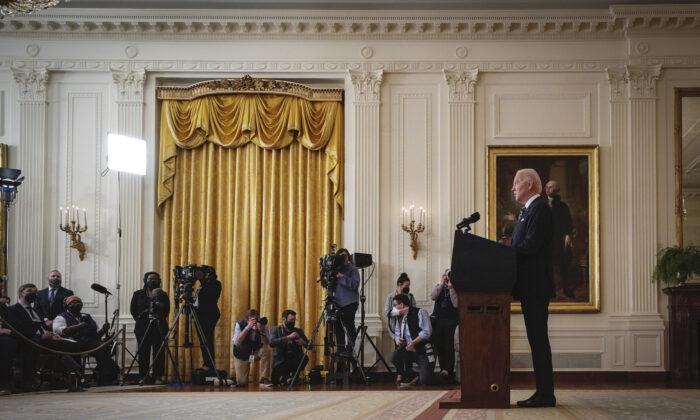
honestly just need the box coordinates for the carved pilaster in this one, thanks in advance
[444,69,478,103]
[348,70,383,318]
[606,67,630,314]
[112,70,145,103]
[11,68,49,291]
[111,70,145,316]
[349,69,383,103]
[13,68,48,102]
[626,64,661,314]
[443,70,479,236]
[626,64,661,100]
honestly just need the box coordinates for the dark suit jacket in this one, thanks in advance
[7,302,44,339]
[510,196,555,300]
[194,279,221,316]
[36,286,74,322]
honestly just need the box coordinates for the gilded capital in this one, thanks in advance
[349,69,383,103]
[112,70,146,102]
[12,68,49,102]
[443,69,479,102]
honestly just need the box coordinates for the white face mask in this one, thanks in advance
[390,307,401,317]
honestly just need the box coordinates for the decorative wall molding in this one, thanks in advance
[349,69,383,102]
[2,58,636,75]
[443,69,478,102]
[111,69,145,102]
[1,6,699,40]
[12,68,48,102]
[626,64,662,100]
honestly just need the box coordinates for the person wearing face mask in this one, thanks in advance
[35,269,74,329]
[8,283,79,389]
[268,309,309,385]
[333,248,360,354]
[384,273,417,342]
[130,272,168,384]
[430,268,459,381]
[390,293,434,387]
[53,295,119,385]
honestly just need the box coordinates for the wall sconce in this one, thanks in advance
[401,205,426,260]
[59,205,87,261]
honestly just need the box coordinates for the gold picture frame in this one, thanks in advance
[488,145,600,313]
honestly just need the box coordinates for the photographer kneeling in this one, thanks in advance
[269,309,308,385]
[390,293,434,387]
[193,268,221,371]
[53,296,119,385]
[233,309,272,387]
[130,272,169,384]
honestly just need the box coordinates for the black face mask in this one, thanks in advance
[285,321,296,330]
[49,277,61,288]
[147,280,161,290]
[25,292,37,303]
[69,303,83,315]
[402,287,410,294]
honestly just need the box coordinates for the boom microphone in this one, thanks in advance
[91,283,112,296]
[456,212,480,230]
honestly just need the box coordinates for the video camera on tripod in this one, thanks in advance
[148,288,170,319]
[172,264,216,305]
[318,244,344,292]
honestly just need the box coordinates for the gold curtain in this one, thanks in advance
[159,94,343,380]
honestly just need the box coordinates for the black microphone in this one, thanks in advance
[91,283,112,296]
[456,212,480,230]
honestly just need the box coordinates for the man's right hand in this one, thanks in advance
[42,331,58,340]
[287,332,299,340]
[395,338,404,346]
[246,319,257,330]
[45,319,53,328]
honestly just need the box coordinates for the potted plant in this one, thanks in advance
[652,245,700,285]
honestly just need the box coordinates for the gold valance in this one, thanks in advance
[157,75,344,102]
[158,82,344,210]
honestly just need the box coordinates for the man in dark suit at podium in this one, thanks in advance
[510,168,556,408]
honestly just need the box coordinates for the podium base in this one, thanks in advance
[439,397,510,409]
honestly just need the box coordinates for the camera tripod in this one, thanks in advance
[121,312,178,385]
[355,264,392,376]
[292,292,367,387]
[130,300,222,386]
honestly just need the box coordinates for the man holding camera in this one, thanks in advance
[130,272,169,384]
[54,295,119,385]
[333,248,360,353]
[193,270,221,371]
[269,309,309,385]
[233,309,272,387]
[390,293,434,387]
[430,268,459,381]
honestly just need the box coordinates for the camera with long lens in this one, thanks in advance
[173,264,216,304]
[149,288,170,319]
[318,244,344,292]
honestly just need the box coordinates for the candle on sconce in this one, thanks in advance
[83,208,87,227]
[59,207,63,226]
[410,205,415,223]
[401,207,405,226]
[419,207,424,226]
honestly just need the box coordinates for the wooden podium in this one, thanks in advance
[439,230,516,409]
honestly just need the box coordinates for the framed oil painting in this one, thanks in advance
[488,145,600,313]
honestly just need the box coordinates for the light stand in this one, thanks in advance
[101,133,147,378]
[0,167,24,297]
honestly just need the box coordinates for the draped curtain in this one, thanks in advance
[158,93,343,379]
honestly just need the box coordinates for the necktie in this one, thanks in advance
[518,206,528,221]
[49,288,55,305]
[400,316,406,340]
[27,305,40,322]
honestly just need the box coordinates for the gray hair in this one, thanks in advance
[516,168,542,195]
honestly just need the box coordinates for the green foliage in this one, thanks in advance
[652,245,700,285]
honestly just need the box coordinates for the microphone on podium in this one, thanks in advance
[91,283,112,296]
[456,212,480,231]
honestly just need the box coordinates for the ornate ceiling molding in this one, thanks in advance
[0,6,697,40]
[156,74,343,101]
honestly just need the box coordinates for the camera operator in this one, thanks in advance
[193,269,221,371]
[233,309,272,387]
[130,272,169,384]
[333,248,360,353]
[384,273,417,341]
[269,309,309,385]
[53,295,119,385]
[390,293,434,387]
[430,268,459,381]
